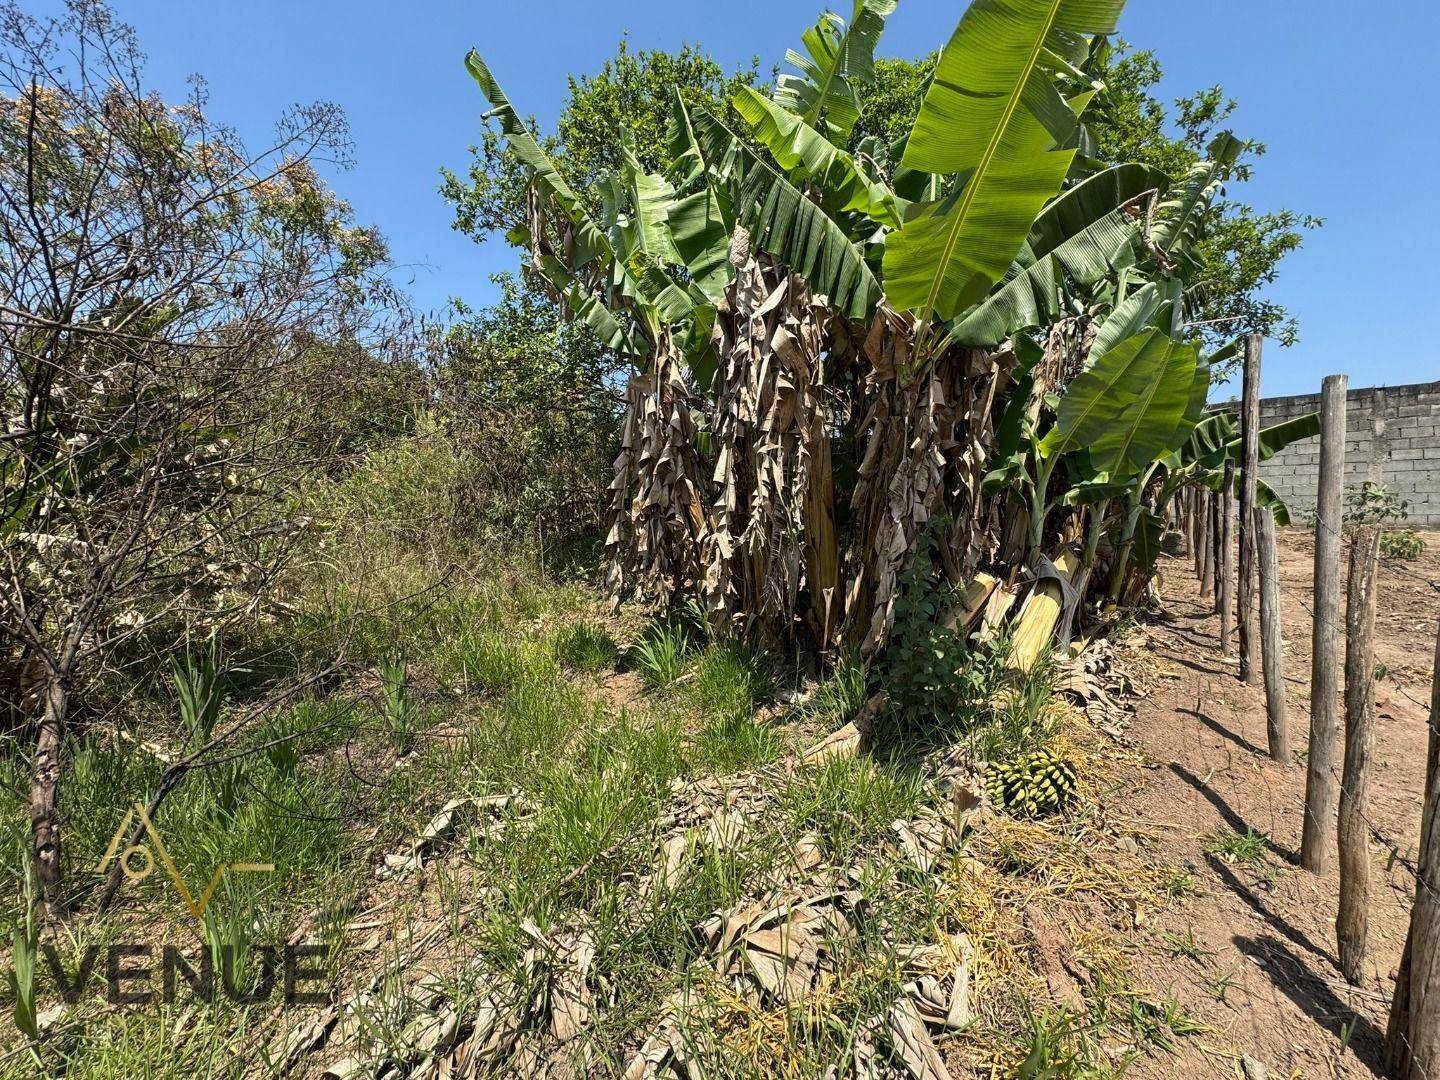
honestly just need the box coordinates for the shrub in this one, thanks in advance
[1344,481,1409,528]
[691,643,768,723]
[1381,529,1426,561]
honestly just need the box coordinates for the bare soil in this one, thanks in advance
[1114,528,1440,1078]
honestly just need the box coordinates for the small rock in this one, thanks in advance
[1241,1055,1269,1080]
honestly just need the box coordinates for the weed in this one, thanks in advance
[172,639,224,748]
[7,855,39,1057]
[552,621,618,673]
[1205,963,1243,1006]
[804,649,869,726]
[780,756,924,864]
[690,642,768,723]
[1015,1008,1084,1078]
[1205,826,1268,865]
[1161,868,1198,898]
[1344,480,1409,527]
[629,621,691,690]
[1159,926,1213,963]
[1382,529,1426,561]
[448,626,525,695]
[379,650,417,754]
[970,650,1059,764]
[1125,993,1205,1051]
[877,523,971,726]
[690,713,782,774]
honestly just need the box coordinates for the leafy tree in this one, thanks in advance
[436,274,625,545]
[1086,44,1320,349]
[850,55,933,152]
[0,0,395,899]
[441,39,756,242]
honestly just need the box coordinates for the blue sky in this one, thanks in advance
[111,0,1437,398]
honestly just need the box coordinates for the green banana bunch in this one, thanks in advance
[984,749,1077,819]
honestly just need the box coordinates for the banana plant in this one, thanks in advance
[883,0,1128,347]
[1031,327,1199,556]
[773,0,896,142]
[464,0,1290,650]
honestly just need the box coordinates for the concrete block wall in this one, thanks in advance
[1231,380,1440,526]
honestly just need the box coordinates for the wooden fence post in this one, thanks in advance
[1220,460,1235,657]
[1337,524,1381,985]
[1211,491,1222,615]
[1384,617,1440,1079]
[1238,334,1262,684]
[1301,373,1348,873]
[1255,505,1288,763]
[1199,491,1215,599]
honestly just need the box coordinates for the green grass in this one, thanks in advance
[969,651,1060,764]
[551,621,618,673]
[804,650,870,727]
[628,621,691,690]
[779,755,926,865]
[689,642,768,722]
[689,713,782,774]
[1205,826,1269,865]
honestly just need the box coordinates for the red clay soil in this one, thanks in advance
[1114,527,1440,1078]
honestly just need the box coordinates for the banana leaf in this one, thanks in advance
[950,163,1168,346]
[731,86,899,227]
[465,51,610,270]
[773,0,896,141]
[884,0,1127,326]
[692,103,881,321]
[1044,327,1198,477]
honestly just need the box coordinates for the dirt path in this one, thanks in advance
[1114,528,1440,1078]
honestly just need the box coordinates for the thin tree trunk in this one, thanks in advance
[1338,524,1382,986]
[1255,505,1288,763]
[1192,488,1205,580]
[1220,461,1235,657]
[1302,373,1348,873]
[1238,334,1262,685]
[1184,488,1197,559]
[804,424,840,649]
[1384,618,1440,1078]
[29,674,68,901]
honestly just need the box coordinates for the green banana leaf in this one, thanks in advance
[1044,327,1198,477]
[538,253,651,358]
[773,0,896,141]
[1229,410,1321,463]
[1130,506,1167,573]
[1150,131,1243,266]
[465,51,610,270]
[1257,478,1296,527]
[731,86,899,227]
[884,0,1127,327]
[692,103,881,321]
[665,92,735,302]
[950,163,1168,346]
[617,141,682,267]
[1089,278,1182,359]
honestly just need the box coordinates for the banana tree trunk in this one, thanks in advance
[604,340,711,608]
[703,240,839,648]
